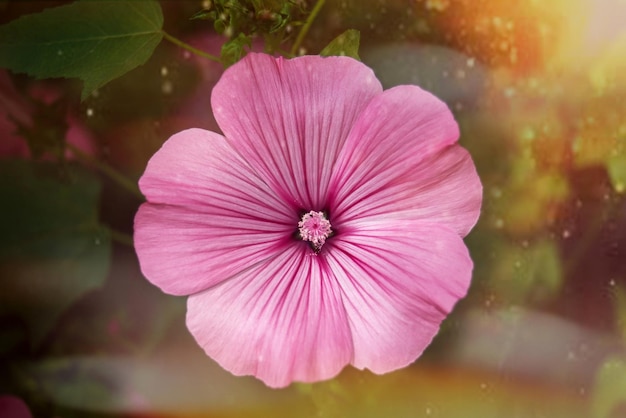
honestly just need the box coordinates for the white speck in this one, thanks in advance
[562,229,571,239]
[86,108,94,117]
[467,58,475,68]
[495,218,504,229]
[160,66,169,77]
[609,279,616,287]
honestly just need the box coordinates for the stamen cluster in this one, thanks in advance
[298,210,332,250]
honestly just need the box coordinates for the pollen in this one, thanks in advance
[298,211,332,251]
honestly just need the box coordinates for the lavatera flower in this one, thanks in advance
[134,53,482,388]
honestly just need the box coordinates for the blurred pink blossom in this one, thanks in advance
[0,395,32,418]
[134,53,482,387]
[0,71,96,160]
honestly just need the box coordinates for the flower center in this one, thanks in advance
[298,211,332,251]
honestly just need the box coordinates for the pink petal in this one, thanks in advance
[328,85,482,236]
[134,129,295,296]
[325,219,472,373]
[211,53,382,210]
[186,244,353,388]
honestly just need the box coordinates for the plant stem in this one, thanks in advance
[161,30,222,63]
[65,142,144,200]
[108,228,135,247]
[291,0,325,56]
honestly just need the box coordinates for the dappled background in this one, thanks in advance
[1,0,626,417]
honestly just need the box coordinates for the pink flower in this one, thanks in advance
[134,53,482,388]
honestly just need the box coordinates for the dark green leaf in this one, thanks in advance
[0,161,111,347]
[320,29,361,60]
[0,0,164,100]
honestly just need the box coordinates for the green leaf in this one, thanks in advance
[0,0,164,100]
[221,33,252,68]
[320,29,361,60]
[592,356,626,418]
[0,161,111,347]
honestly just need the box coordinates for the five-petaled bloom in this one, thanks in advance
[134,53,482,388]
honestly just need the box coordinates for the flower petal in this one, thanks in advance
[325,219,472,373]
[186,245,354,388]
[211,53,382,210]
[328,85,482,236]
[134,129,294,296]
[338,144,482,236]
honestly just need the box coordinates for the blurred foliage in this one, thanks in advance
[614,286,626,347]
[0,161,110,347]
[296,367,588,418]
[488,238,562,305]
[607,152,626,195]
[592,357,626,418]
[0,0,164,100]
[12,97,69,161]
